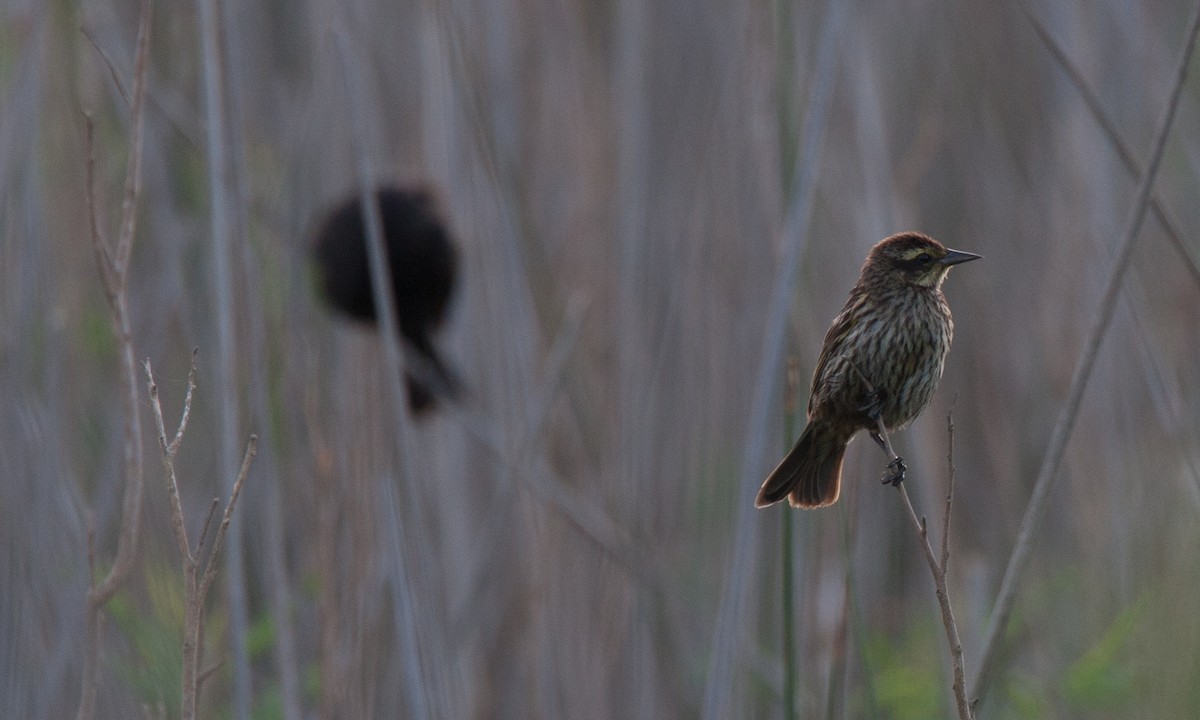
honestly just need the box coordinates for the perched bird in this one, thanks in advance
[756,232,980,509]
[312,185,460,414]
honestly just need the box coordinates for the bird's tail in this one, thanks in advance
[404,342,461,414]
[755,422,848,509]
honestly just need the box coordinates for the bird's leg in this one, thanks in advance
[871,418,906,487]
[849,361,906,487]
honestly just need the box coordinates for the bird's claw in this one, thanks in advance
[881,456,906,486]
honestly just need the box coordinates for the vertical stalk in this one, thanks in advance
[701,4,845,717]
[196,0,251,716]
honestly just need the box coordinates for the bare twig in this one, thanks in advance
[83,116,117,305]
[86,0,151,608]
[81,25,130,106]
[145,358,258,720]
[892,411,970,719]
[941,407,955,579]
[970,4,1200,707]
[198,436,257,602]
[169,349,199,455]
[114,29,148,277]
[75,4,152,719]
[195,498,220,556]
[146,358,193,559]
[943,414,969,719]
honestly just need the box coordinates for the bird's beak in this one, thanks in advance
[939,249,982,266]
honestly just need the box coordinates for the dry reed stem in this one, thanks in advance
[75,3,151,717]
[969,2,1200,707]
[332,12,436,719]
[195,0,254,713]
[701,4,846,718]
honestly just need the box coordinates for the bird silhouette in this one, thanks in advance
[312,185,461,414]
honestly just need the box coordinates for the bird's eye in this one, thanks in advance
[915,253,933,265]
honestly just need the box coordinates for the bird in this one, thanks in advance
[311,185,461,414]
[755,232,980,509]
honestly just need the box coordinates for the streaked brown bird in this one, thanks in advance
[756,232,980,509]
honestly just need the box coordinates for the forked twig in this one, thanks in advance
[894,410,971,719]
[145,356,258,720]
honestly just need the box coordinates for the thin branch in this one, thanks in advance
[115,0,151,274]
[75,5,152,718]
[970,3,1200,707]
[145,359,193,563]
[198,435,258,602]
[941,401,956,571]
[168,349,198,455]
[942,413,968,719]
[894,438,971,719]
[146,357,257,720]
[83,115,117,304]
[144,360,168,445]
[81,24,131,106]
[92,0,152,608]
[195,498,220,557]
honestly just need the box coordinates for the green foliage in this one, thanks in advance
[252,681,283,720]
[304,662,323,702]
[79,301,116,363]
[104,561,229,717]
[1062,595,1144,712]
[168,143,208,214]
[860,622,943,720]
[1003,677,1046,719]
[246,612,276,660]
[106,582,183,717]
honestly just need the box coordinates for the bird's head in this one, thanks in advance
[864,232,981,290]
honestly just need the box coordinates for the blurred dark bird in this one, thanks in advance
[756,232,980,509]
[312,185,460,414]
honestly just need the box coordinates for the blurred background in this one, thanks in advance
[3,0,1200,718]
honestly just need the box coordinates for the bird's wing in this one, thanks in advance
[807,288,869,416]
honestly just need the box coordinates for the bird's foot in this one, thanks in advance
[881,456,906,486]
